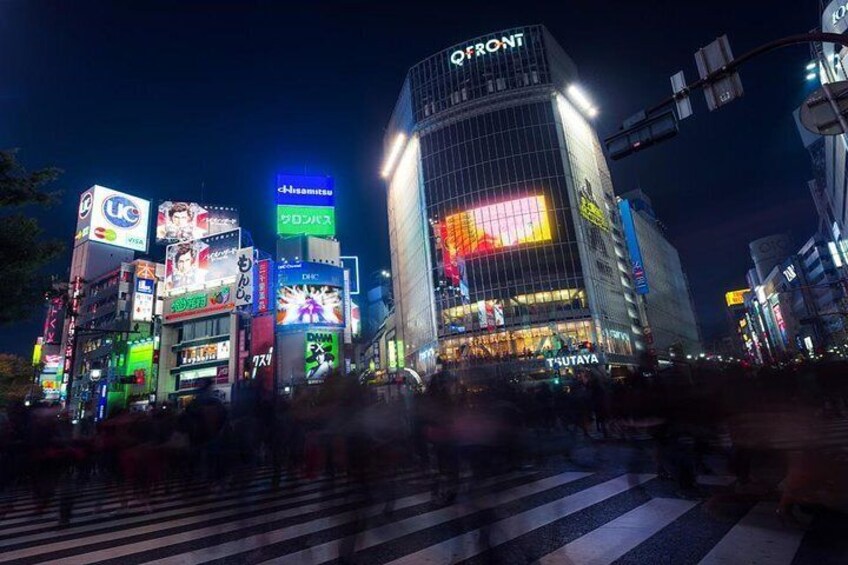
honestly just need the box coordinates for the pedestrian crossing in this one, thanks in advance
[0,463,829,564]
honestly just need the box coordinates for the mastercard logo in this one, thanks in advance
[94,227,117,242]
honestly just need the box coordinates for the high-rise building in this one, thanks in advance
[381,26,643,378]
[618,190,701,357]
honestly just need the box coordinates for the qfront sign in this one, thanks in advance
[449,32,525,67]
[545,353,604,370]
[75,185,151,252]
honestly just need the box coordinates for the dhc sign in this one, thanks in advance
[450,33,525,67]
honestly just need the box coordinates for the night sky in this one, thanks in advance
[0,0,826,355]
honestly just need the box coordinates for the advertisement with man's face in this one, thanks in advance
[305,331,339,382]
[276,262,345,331]
[165,229,241,292]
[156,201,239,244]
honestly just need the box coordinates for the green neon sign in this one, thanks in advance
[170,292,208,314]
[276,205,335,236]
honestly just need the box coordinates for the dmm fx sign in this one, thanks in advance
[450,32,525,67]
[546,353,604,370]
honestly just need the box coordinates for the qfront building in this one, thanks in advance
[382,26,645,377]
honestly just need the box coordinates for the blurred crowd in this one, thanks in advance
[1,360,847,531]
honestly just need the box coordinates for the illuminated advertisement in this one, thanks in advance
[254,259,272,314]
[772,302,789,346]
[114,339,154,386]
[725,289,749,307]
[443,195,551,258]
[178,340,230,366]
[165,229,241,292]
[276,263,345,330]
[276,174,335,207]
[305,331,339,381]
[341,256,360,295]
[618,199,649,295]
[132,261,156,323]
[250,314,275,391]
[276,205,335,236]
[449,32,525,67]
[156,201,239,245]
[236,247,254,307]
[579,193,609,231]
[42,297,65,345]
[75,185,151,252]
[164,284,234,322]
[350,300,361,338]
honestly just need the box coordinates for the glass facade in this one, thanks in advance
[384,25,641,374]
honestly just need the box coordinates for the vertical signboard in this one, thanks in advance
[42,297,65,345]
[236,247,254,307]
[250,314,275,393]
[618,199,649,295]
[132,260,156,323]
[254,259,272,314]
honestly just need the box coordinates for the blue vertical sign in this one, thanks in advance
[618,200,649,295]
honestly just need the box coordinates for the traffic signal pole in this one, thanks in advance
[606,32,848,159]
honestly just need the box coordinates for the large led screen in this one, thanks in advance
[156,201,239,244]
[165,229,241,292]
[276,262,345,330]
[441,195,552,258]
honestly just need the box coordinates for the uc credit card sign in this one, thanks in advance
[76,185,151,252]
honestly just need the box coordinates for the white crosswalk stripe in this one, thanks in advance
[698,502,806,565]
[0,465,818,565]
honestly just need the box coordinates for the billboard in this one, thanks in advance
[42,297,65,345]
[114,339,154,385]
[132,260,156,323]
[725,289,749,307]
[164,229,241,292]
[618,199,649,295]
[276,205,335,236]
[156,201,239,244]
[305,331,339,381]
[254,259,272,314]
[163,283,235,322]
[235,247,254,307]
[437,196,552,279]
[276,262,345,330]
[75,185,151,252]
[341,256,360,295]
[276,174,335,208]
[178,340,230,366]
[250,314,275,392]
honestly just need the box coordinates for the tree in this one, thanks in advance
[0,149,64,324]
[0,353,35,404]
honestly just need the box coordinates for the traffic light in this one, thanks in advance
[605,109,679,160]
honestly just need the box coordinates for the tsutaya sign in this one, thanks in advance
[546,353,604,369]
[449,33,525,67]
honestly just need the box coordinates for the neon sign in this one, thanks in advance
[449,33,525,67]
